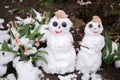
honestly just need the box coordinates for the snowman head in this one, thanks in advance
[84,16,103,36]
[49,10,73,35]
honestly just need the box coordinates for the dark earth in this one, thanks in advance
[0,0,120,80]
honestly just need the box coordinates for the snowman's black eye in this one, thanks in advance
[2,52,5,56]
[98,24,101,28]
[89,24,92,28]
[53,21,58,27]
[62,22,67,28]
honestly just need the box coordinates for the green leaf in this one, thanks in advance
[2,41,9,51]
[35,55,47,64]
[105,33,112,54]
[24,25,30,35]
[0,49,18,55]
[102,46,107,61]
[114,56,120,61]
[11,7,22,13]
[26,25,42,39]
[37,50,48,55]
[10,28,14,40]
[107,53,116,65]
[19,45,26,60]
[37,33,45,40]
[33,25,41,34]
[102,33,116,65]
[40,0,54,6]
[117,44,120,55]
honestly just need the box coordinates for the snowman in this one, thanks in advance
[76,16,105,80]
[38,10,76,74]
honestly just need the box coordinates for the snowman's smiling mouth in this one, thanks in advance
[55,30,62,34]
[93,31,98,34]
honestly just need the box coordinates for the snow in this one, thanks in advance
[0,21,15,76]
[38,10,76,74]
[71,30,74,33]
[115,60,120,68]
[77,0,92,6]
[19,36,33,48]
[76,16,105,80]
[13,57,44,80]
[0,30,10,43]
[4,6,9,9]
[76,48,80,52]
[91,73,102,80]
[15,16,35,25]
[15,9,42,26]
[0,18,4,29]
[6,73,16,80]
[0,66,7,77]
[58,73,77,80]
[111,42,120,68]
[19,0,23,3]
[0,51,15,76]
[33,9,42,22]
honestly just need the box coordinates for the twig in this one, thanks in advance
[71,27,83,38]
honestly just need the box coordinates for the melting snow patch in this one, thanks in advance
[6,73,16,80]
[115,60,120,68]
[5,6,9,9]
[19,0,23,2]
[76,28,79,31]
[77,0,92,6]
[71,30,74,33]
[58,73,77,80]
[76,48,80,52]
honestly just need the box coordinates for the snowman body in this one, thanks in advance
[76,20,105,80]
[77,35,104,72]
[40,15,76,74]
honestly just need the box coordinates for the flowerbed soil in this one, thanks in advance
[0,0,120,80]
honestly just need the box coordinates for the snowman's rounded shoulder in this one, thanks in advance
[83,35,104,40]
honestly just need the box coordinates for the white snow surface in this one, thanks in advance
[0,29,10,43]
[0,18,4,29]
[0,50,15,76]
[6,73,16,80]
[19,36,33,48]
[0,51,15,65]
[58,73,77,80]
[13,57,43,80]
[0,66,7,77]
[115,60,120,68]
[77,0,92,6]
